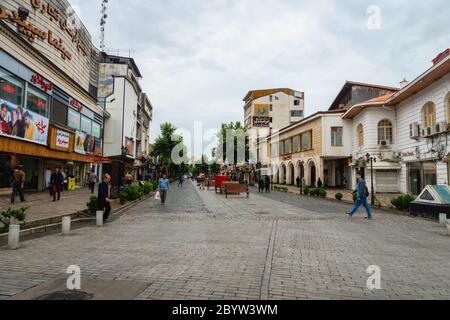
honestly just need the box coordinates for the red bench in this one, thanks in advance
[224,183,249,198]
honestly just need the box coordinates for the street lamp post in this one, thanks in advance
[365,153,377,206]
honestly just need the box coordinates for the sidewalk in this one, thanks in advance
[272,184,401,208]
[0,187,122,223]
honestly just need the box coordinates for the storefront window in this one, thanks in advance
[423,162,437,186]
[0,68,24,107]
[26,86,48,117]
[50,98,68,126]
[21,157,40,190]
[81,115,92,135]
[408,162,437,195]
[92,122,101,139]
[0,155,12,189]
[68,108,80,130]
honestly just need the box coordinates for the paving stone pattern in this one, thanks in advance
[1,181,449,300]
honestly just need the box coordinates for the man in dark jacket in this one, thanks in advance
[50,167,64,202]
[265,176,271,193]
[258,177,265,193]
[11,165,26,204]
[98,174,112,222]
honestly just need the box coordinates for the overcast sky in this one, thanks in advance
[71,0,449,149]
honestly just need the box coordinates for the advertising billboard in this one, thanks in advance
[74,130,95,155]
[0,99,49,145]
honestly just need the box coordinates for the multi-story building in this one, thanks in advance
[0,0,106,192]
[343,93,401,193]
[134,92,153,180]
[242,88,304,179]
[267,110,352,188]
[97,54,152,196]
[392,49,450,195]
[341,50,450,195]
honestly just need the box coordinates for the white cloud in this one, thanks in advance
[71,0,450,148]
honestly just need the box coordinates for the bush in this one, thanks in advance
[86,196,98,212]
[335,193,343,201]
[310,188,319,197]
[303,187,310,196]
[143,182,154,195]
[318,189,327,199]
[120,184,144,203]
[0,207,28,231]
[391,194,416,212]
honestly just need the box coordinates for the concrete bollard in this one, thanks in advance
[8,224,20,250]
[439,213,447,225]
[96,211,104,227]
[62,216,71,235]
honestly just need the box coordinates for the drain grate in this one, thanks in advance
[33,290,94,300]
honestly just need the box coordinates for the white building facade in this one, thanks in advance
[343,50,450,195]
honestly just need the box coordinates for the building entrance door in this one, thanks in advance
[0,155,12,189]
[21,157,40,191]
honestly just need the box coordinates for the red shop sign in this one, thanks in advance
[30,74,53,93]
[69,98,83,112]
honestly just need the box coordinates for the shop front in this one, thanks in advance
[407,161,437,195]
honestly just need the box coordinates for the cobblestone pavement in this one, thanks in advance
[1,181,449,300]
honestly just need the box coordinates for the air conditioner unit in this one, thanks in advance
[436,122,448,134]
[424,126,433,137]
[421,128,427,137]
[410,122,420,139]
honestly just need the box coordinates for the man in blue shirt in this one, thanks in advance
[158,174,170,205]
[98,174,112,222]
[347,172,372,220]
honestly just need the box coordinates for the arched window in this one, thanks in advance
[357,124,364,147]
[422,102,436,129]
[378,120,393,145]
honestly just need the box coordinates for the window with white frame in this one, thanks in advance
[331,127,343,146]
[378,120,393,145]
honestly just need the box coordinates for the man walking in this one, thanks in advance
[346,172,372,220]
[265,176,271,193]
[98,174,112,222]
[87,168,97,194]
[258,177,265,193]
[50,167,64,202]
[158,174,170,205]
[11,165,26,204]
[296,176,301,189]
[178,174,184,188]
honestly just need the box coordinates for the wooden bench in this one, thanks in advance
[224,183,249,198]
[219,181,238,194]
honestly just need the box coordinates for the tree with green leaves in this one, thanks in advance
[151,122,189,178]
